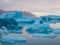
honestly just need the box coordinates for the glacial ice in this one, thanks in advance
[32,33,57,38]
[53,28,60,34]
[1,35,26,44]
[26,22,52,34]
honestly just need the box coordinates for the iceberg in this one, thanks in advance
[0,18,7,28]
[12,11,23,19]
[0,13,13,19]
[47,15,56,23]
[0,11,22,19]
[0,11,35,28]
[38,16,47,23]
[37,15,60,24]
[55,16,60,23]
[5,18,18,30]
[32,33,57,38]
[53,28,60,34]
[26,22,52,34]
[9,26,23,34]
[38,15,56,24]
[18,17,35,27]
[0,28,9,35]
[1,35,26,44]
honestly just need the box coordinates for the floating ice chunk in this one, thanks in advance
[55,16,60,23]
[0,11,35,28]
[0,13,8,18]
[34,20,50,28]
[53,28,60,34]
[0,13,14,19]
[38,16,47,23]
[10,30,22,34]
[0,18,7,28]
[5,18,18,30]
[1,35,26,44]
[10,11,35,27]
[26,23,52,34]
[37,15,60,24]
[32,33,57,38]
[0,28,9,35]
[38,15,56,24]
[9,26,23,34]
[19,17,35,23]
[12,11,23,19]
[0,11,22,19]
[17,17,35,27]
[47,15,56,23]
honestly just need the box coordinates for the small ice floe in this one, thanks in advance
[1,35,26,44]
[26,22,52,34]
[53,28,60,34]
[8,26,23,34]
[0,27,9,35]
[32,33,57,38]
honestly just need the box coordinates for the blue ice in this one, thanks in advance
[26,22,52,34]
[16,17,35,27]
[55,16,60,23]
[0,18,7,28]
[12,11,23,19]
[38,16,47,23]
[0,13,13,19]
[32,33,57,38]
[5,18,18,30]
[0,28,9,35]
[9,26,23,34]
[1,35,26,44]
[47,15,56,23]
[53,28,60,34]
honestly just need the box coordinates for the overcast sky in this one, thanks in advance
[0,0,60,16]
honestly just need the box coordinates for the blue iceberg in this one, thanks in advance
[0,28,9,35]
[47,15,56,23]
[1,35,26,44]
[10,11,35,25]
[55,16,60,23]
[9,26,23,34]
[0,13,13,19]
[38,15,56,24]
[38,15,60,24]
[53,28,60,34]
[0,11,22,19]
[26,22,52,34]
[0,18,7,28]
[12,11,23,19]
[38,16,47,23]
[32,33,57,38]
[5,18,18,30]
[18,17,35,27]
[0,11,36,28]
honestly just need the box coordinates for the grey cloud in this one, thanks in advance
[0,0,60,13]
